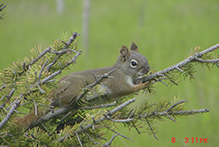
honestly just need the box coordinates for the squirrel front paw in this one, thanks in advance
[134,79,149,92]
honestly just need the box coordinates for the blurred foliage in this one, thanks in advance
[0,0,219,146]
[0,32,78,113]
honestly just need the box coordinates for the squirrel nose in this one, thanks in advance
[143,65,150,74]
[138,65,150,76]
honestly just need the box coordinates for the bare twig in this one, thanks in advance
[38,60,48,82]
[0,4,6,19]
[157,79,168,87]
[37,60,48,93]
[84,69,115,90]
[0,98,21,129]
[50,49,77,55]
[145,118,159,141]
[40,70,62,85]
[75,69,115,103]
[53,133,69,142]
[39,50,81,85]
[198,43,219,56]
[166,100,187,112]
[167,108,209,115]
[92,116,96,130]
[62,32,80,49]
[105,126,133,142]
[60,51,82,70]
[104,114,134,123]
[76,132,83,147]
[166,114,176,122]
[102,134,118,147]
[16,47,52,77]
[142,43,219,83]
[70,51,81,63]
[0,89,15,111]
[0,84,5,91]
[29,47,52,66]
[33,99,38,116]
[132,121,141,134]
[175,67,185,73]
[1,88,15,101]
[193,57,219,64]
[0,4,6,12]
[128,109,135,118]
[46,32,80,71]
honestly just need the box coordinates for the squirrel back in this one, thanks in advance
[51,42,150,108]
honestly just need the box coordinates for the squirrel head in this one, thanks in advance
[116,42,150,80]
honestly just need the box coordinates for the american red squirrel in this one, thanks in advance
[15,42,150,128]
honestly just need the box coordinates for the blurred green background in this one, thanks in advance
[1,0,219,146]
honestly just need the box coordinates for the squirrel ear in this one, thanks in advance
[120,45,130,62]
[130,42,138,52]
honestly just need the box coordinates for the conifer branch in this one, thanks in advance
[29,47,52,67]
[0,98,21,129]
[0,89,15,110]
[45,32,80,71]
[28,107,69,128]
[73,98,136,135]
[142,43,219,83]
[140,100,209,119]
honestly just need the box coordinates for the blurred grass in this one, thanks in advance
[1,0,219,146]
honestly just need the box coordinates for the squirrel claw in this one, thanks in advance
[134,80,149,92]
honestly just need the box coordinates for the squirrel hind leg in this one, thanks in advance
[13,111,44,129]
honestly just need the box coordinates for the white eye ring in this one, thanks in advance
[130,59,138,68]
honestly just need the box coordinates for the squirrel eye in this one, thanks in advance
[130,59,138,68]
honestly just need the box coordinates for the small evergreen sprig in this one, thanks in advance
[0,32,81,129]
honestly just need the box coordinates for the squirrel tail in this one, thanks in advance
[14,110,44,129]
